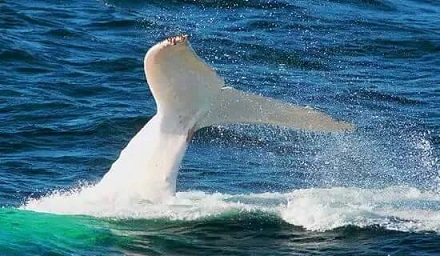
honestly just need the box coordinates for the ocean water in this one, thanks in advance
[1,0,439,255]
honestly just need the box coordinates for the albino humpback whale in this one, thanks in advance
[95,35,354,203]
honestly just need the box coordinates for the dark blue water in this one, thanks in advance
[1,0,439,255]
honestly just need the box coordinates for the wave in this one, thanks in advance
[347,88,424,106]
[327,0,397,12]
[104,0,296,10]
[22,186,440,233]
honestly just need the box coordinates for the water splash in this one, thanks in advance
[22,186,440,233]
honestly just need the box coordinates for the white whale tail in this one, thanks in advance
[94,35,354,203]
[145,35,353,133]
[196,87,353,132]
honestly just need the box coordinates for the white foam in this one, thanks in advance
[22,185,270,220]
[21,186,440,233]
[281,186,440,232]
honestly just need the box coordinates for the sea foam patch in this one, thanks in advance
[281,186,440,232]
[22,186,440,233]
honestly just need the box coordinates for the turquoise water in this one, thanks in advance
[1,0,439,255]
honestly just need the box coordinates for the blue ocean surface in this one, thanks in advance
[1,0,439,255]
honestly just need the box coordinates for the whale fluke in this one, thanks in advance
[94,35,354,203]
[145,35,353,133]
[196,87,354,132]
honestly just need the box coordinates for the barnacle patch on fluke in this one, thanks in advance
[166,35,188,46]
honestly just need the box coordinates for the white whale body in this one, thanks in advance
[94,35,354,203]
